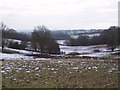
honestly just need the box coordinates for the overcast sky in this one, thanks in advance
[0,0,119,31]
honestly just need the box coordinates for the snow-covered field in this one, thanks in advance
[7,39,22,44]
[60,45,110,57]
[0,40,119,60]
[0,47,50,60]
[0,52,51,60]
[57,40,66,45]
[60,45,92,54]
[5,47,40,54]
[58,40,119,58]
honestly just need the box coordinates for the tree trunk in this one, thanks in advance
[111,47,114,52]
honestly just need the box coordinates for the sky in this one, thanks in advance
[0,0,119,31]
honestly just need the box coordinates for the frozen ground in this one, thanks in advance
[79,52,110,57]
[60,44,120,59]
[60,45,111,57]
[0,52,51,60]
[0,40,119,60]
[0,47,50,60]
[7,39,22,44]
[57,40,66,45]
[5,47,40,54]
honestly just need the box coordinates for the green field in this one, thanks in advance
[2,58,119,88]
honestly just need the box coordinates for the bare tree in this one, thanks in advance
[0,22,7,52]
[31,25,60,54]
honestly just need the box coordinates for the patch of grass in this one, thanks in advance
[2,58,119,88]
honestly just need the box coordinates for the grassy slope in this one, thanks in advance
[2,58,119,88]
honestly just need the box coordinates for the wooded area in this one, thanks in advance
[1,22,120,53]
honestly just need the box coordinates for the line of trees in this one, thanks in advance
[1,22,119,52]
[2,28,31,41]
[0,22,30,51]
[1,22,60,54]
[66,26,120,51]
[51,30,70,40]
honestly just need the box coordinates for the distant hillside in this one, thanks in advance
[50,29,104,40]
[15,29,105,40]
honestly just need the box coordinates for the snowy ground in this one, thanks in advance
[5,47,40,54]
[57,40,66,45]
[0,52,51,60]
[0,45,119,60]
[0,47,50,60]
[60,45,110,57]
[58,40,119,58]
[0,40,119,60]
